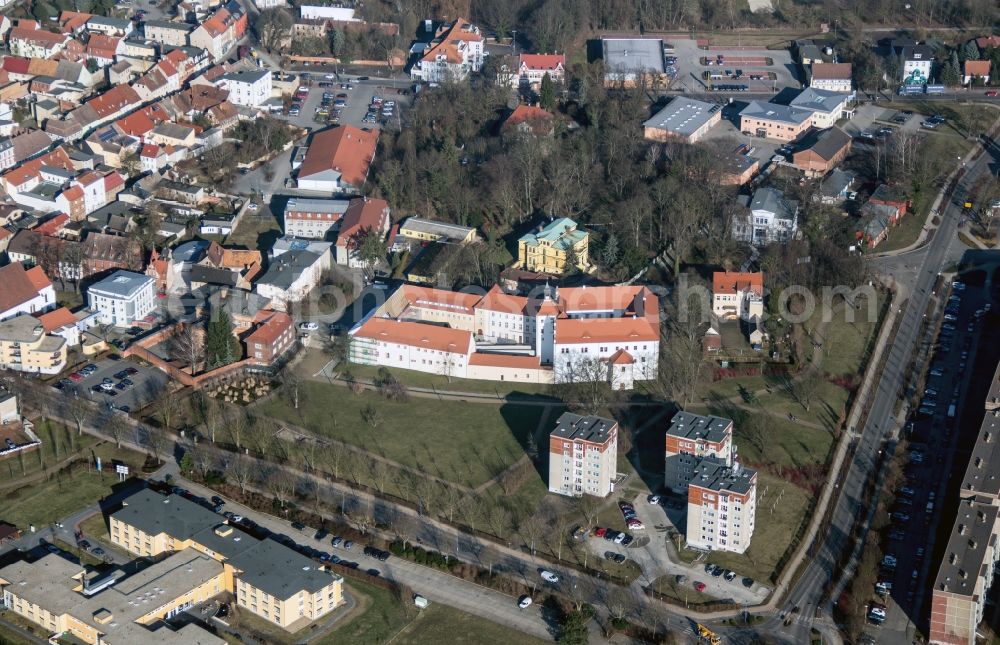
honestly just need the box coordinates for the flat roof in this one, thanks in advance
[551,411,617,445]
[688,459,756,495]
[643,97,720,136]
[88,270,154,299]
[933,496,999,597]
[667,411,732,444]
[285,197,350,215]
[602,38,665,75]
[399,217,476,241]
[962,410,1000,500]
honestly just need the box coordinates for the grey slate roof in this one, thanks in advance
[689,459,757,495]
[190,265,238,287]
[933,496,1000,597]
[666,411,732,444]
[740,100,813,126]
[111,490,220,540]
[256,249,321,289]
[819,168,856,197]
[749,187,798,222]
[797,126,851,161]
[229,538,340,600]
[219,70,270,84]
[789,88,849,114]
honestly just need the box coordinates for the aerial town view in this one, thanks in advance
[0,0,998,643]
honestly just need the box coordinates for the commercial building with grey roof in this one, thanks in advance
[602,38,666,86]
[643,98,722,144]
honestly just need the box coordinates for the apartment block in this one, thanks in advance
[548,412,618,497]
[686,459,757,554]
[664,412,734,495]
[282,197,350,239]
[87,270,155,327]
[108,490,343,632]
[712,271,764,322]
[0,314,67,374]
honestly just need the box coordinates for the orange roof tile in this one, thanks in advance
[477,284,528,315]
[299,126,379,187]
[62,185,84,201]
[399,284,482,315]
[468,352,542,368]
[0,262,50,313]
[34,214,69,235]
[519,54,565,71]
[200,7,231,37]
[35,306,76,332]
[10,24,67,48]
[337,197,389,248]
[554,316,659,345]
[559,286,651,313]
[58,11,93,33]
[810,62,852,80]
[245,309,292,346]
[24,265,52,291]
[421,18,482,65]
[604,348,635,365]
[1,147,73,188]
[86,34,121,57]
[503,104,555,130]
[353,317,472,354]
[85,85,141,119]
[712,271,763,296]
[964,60,991,76]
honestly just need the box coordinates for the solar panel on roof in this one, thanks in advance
[99,129,115,142]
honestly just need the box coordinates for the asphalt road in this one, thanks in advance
[719,136,999,644]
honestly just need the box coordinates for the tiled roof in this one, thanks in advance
[421,18,481,65]
[85,85,141,119]
[964,60,991,76]
[713,271,763,296]
[244,309,291,346]
[353,317,472,354]
[0,262,49,313]
[468,352,542,368]
[398,284,482,315]
[35,306,75,332]
[1,146,73,188]
[504,104,555,129]
[337,197,388,248]
[810,62,852,80]
[554,315,659,345]
[10,24,68,48]
[298,126,379,187]
[519,54,564,71]
[477,284,528,315]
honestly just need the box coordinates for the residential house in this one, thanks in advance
[35,306,82,346]
[809,62,853,93]
[296,126,378,193]
[899,44,934,85]
[664,411,734,494]
[189,5,246,60]
[963,60,991,85]
[0,262,55,321]
[856,202,897,249]
[739,101,813,141]
[512,53,565,89]
[791,125,852,177]
[517,217,589,274]
[86,16,133,36]
[816,168,857,205]
[243,309,295,364]
[548,413,618,498]
[9,21,70,58]
[335,197,390,267]
[685,459,757,554]
[869,184,910,216]
[143,20,193,47]
[501,104,558,138]
[409,18,484,83]
[84,34,124,66]
[254,249,328,305]
[86,270,155,326]
[216,69,271,107]
[789,88,853,129]
[0,314,67,374]
[643,97,721,144]
[712,271,764,321]
[282,197,350,239]
[733,187,799,246]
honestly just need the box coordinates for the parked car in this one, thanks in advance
[742,577,754,588]
[694,581,706,592]
[723,570,737,582]
[647,494,662,505]
[299,322,319,331]
[518,595,533,609]
[540,570,560,583]
[331,536,343,548]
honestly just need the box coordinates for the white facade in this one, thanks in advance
[218,71,272,107]
[903,57,932,85]
[87,271,156,327]
[409,19,484,83]
[299,5,355,20]
[811,77,852,93]
[548,413,618,498]
[686,466,757,554]
[283,199,349,239]
[0,273,55,322]
[254,250,330,305]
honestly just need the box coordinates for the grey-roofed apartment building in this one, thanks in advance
[107,489,344,631]
[86,270,155,326]
[643,97,722,144]
[283,197,351,239]
[602,38,666,87]
[255,248,329,304]
[734,186,799,246]
[686,459,758,553]
[548,412,619,497]
[739,100,814,141]
[664,411,734,494]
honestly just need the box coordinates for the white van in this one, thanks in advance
[413,595,429,609]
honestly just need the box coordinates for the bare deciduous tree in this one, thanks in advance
[267,468,296,508]
[230,455,255,494]
[170,324,205,374]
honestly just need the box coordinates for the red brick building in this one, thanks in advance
[242,310,294,365]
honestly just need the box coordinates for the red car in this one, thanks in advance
[68,372,84,382]
[694,581,706,592]
[593,527,607,538]
[987,90,998,97]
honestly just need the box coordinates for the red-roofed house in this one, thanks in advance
[963,60,991,85]
[85,34,124,66]
[58,11,93,34]
[502,104,557,137]
[35,306,80,346]
[1,56,31,81]
[0,146,73,194]
[34,214,70,236]
[976,35,1000,50]
[190,6,244,59]
[140,143,168,172]
[335,197,390,267]
[0,262,55,321]
[9,21,70,58]
[410,18,483,83]
[85,85,141,121]
[712,271,764,321]
[243,310,295,364]
[514,53,565,88]
[297,126,379,193]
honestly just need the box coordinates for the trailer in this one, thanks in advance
[925,84,946,94]
[898,85,924,95]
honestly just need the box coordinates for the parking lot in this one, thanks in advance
[700,103,785,164]
[667,38,799,94]
[584,493,769,604]
[57,357,168,413]
[277,75,411,132]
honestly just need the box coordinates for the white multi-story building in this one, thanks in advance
[900,44,934,85]
[712,271,764,322]
[686,460,757,554]
[410,18,483,83]
[299,4,355,19]
[349,284,660,390]
[217,70,272,107]
[255,249,330,305]
[87,270,156,327]
[283,198,350,239]
[548,413,618,498]
[809,62,853,93]
[733,187,799,246]
[789,87,853,129]
[512,53,566,89]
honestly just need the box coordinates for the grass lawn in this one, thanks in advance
[3,469,123,530]
[259,382,547,489]
[877,209,926,253]
[0,611,50,644]
[678,473,813,584]
[817,292,885,378]
[334,363,558,399]
[316,580,415,645]
[650,575,733,608]
[0,623,37,645]
[0,419,97,485]
[394,602,549,645]
[696,375,768,403]
[225,210,281,252]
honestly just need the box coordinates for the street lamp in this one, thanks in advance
[510,30,517,57]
